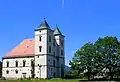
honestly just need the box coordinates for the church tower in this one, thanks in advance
[34,19,52,78]
[53,25,65,78]
[34,19,65,78]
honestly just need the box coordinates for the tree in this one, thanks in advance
[70,36,120,80]
[70,42,96,80]
[94,36,120,79]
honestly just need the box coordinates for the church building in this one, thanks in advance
[2,19,65,79]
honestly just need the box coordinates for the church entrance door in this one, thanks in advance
[22,73,26,78]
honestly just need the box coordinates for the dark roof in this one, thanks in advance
[40,19,50,28]
[53,25,62,35]
[35,19,50,30]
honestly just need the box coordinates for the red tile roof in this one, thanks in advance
[4,38,35,58]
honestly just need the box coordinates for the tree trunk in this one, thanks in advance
[93,75,94,80]
[109,69,113,80]
[87,72,91,80]
[110,73,113,80]
[88,75,90,80]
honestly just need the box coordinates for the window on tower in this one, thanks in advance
[53,73,56,78]
[49,46,51,53]
[39,36,42,41]
[39,46,42,52]
[53,60,55,67]
[53,52,55,55]
[53,40,55,46]
[15,61,18,67]
[31,60,34,67]
[61,50,63,56]
[49,36,51,42]
[23,60,26,67]
[6,61,9,67]
[61,40,64,47]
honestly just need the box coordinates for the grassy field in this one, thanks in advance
[0,79,80,82]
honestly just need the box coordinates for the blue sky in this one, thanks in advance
[0,0,120,65]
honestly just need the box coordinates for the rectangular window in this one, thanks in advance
[37,56,39,58]
[31,60,34,67]
[61,50,63,56]
[53,73,56,78]
[6,61,9,67]
[39,36,41,41]
[23,60,26,67]
[16,61,18,67]
[53,60,55,67]
[53,40,55,46]
[49,46,51,53]
[53,52,55,55]
[39,46,42,52]
[61,40,64,47]
[49,36,51,42]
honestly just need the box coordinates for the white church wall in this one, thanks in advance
[35,30,47,54]
[2,57,34,78]
[2,67,32,78]
[34,29,48,78]
[34,66,47,78]
[35,55,47,66]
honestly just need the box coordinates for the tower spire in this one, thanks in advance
[35,18,50,31]
[39,18,50,28]
[53,24,62,35]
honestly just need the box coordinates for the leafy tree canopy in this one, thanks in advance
[69,36,120,80]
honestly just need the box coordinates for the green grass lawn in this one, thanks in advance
[0,79,80,82]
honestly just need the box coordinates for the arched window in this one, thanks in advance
[15,61,18,67]
[23,60,26,67]
[15,70,18,74]
[39,46,42,52]
[6,70,9,74]
[6,61,9,67]
[31,60,34,66]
